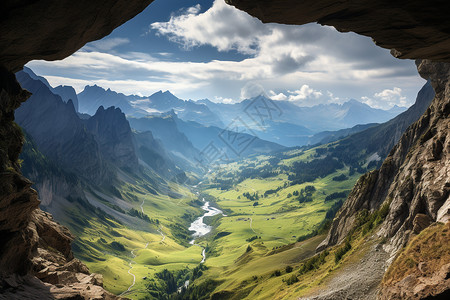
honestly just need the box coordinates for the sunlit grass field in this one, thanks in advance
[191,146,366,299]
[69,143,371,299]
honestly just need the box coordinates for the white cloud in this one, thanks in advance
[360,87,409,109]
[186,4,201,15]
[213,96,236,104]
[26,0,424,105]
[83,37,130,52]
[269,90,288,101]
[287,85,323,101]
[240,82,266,99]
[375,87,407,105]
[41,75,206,96]
[151,0,267,54]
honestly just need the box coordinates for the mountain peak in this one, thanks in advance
[344,99,366,107]
[82,84,106,93]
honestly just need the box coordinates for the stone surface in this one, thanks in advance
[412,213,432,234]
[0,0,153,72]
[318,59,450,255]
[0,1,151,298]
[226,0,450,61]
[379,223,450,299]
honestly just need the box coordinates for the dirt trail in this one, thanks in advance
[249,217,257,234]
[119,250,137,296]
[300,241,388,300]
[120,196,166,296]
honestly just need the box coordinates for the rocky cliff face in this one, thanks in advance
[0,1,152,299]
[85,106,139,170]
[318,59,449,253]
[15,70,108,184]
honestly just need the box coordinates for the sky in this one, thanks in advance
[27,0,426,109]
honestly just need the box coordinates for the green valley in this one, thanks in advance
[13,61,437,300]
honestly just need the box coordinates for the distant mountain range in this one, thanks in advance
[198,96,405,134]
[15,68,195,218]
[77,85,224,127]
[128,111,285,163]
[20,67,408,150]
[23,67,79,112]
[313,79,435,165]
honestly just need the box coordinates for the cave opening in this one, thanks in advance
[1,0,449,299]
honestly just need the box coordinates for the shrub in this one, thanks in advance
[285,274,299,285]
[298,250,329,275]
[325,191,349,202]
[271,270,281,277]
[246,236,259,242]
[334,239,351,263]
[332,174,349,181]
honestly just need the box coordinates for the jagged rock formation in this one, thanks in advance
[53,85,79,113]
[15,70,108,184]
[0,1,152,299]
[318,59,449,254]
[226,0,450,61]
[2,209,118,299]
[85,106,139,170]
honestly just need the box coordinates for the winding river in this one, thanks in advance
[188,198,225,262]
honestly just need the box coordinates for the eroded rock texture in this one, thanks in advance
[226,0,450,61]
[318,59,449,254]
[0,0,153,72]
[0,1,152,299]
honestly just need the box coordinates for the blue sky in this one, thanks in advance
[27,0,425,109]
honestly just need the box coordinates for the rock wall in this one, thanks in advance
[318,59,449,253]
[0,1,152,298]
[0,0,153,71]
[226,0,450,61]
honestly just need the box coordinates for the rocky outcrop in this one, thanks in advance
[1,209,119,299]
[0,1,152,298]
[0,67,37,276]
[15,70,108,184]
[318,59,449,253]
[0,0,153,72]
[85,106,139,170]
[379,222,450,299]
[226,0,450,61]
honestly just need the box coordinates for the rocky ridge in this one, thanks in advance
[318,59,449,254]
[85,106,139,170]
